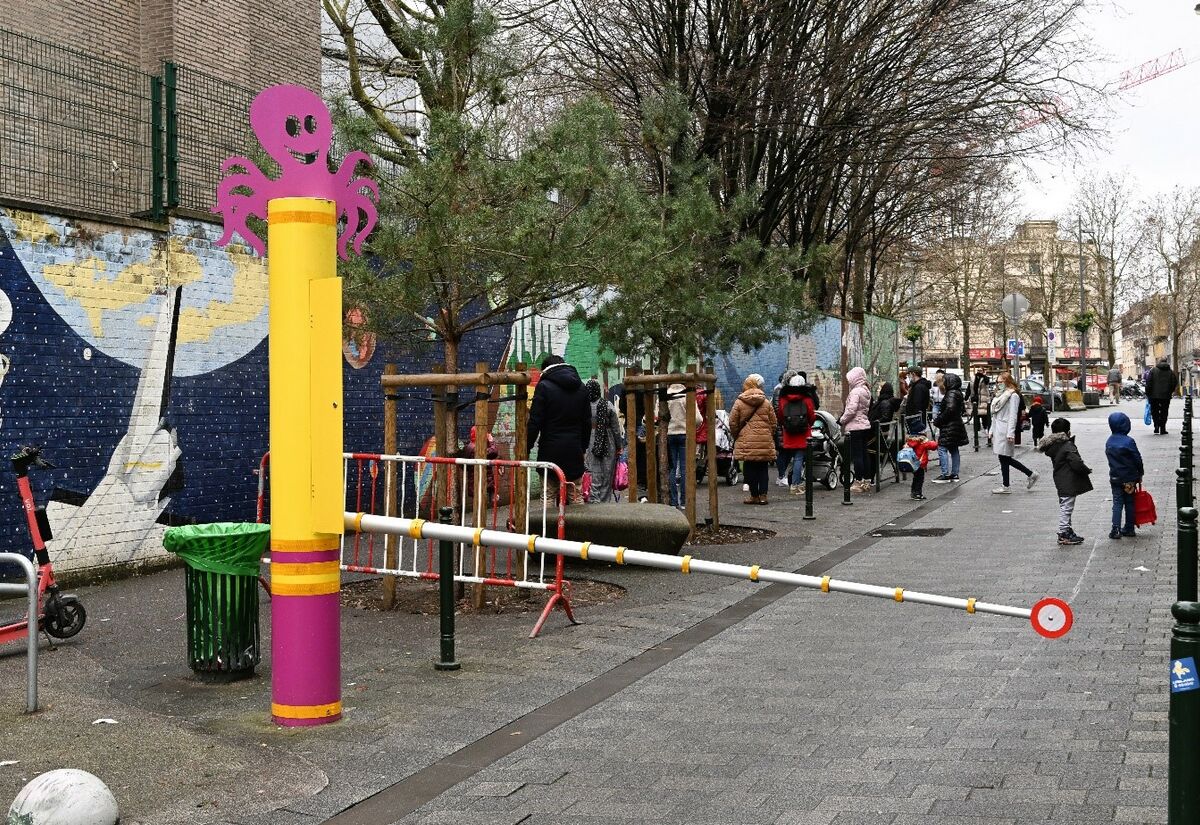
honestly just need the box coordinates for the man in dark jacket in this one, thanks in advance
[1145,358,1178,435]
[932,373,967,482]
[902,367,931,434]
[1038,417,1092,545]
[1106,411,1144,538]
[527,355,591,503]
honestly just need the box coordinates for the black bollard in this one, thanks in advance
[1180,468,1194,516]
[803,441,815,520]
[1170,507,1200,823]
[841,434,853,506]
[434,506,461,671]
[874,422,882,493]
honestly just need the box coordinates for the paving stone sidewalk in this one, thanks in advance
[0,400,1181,824]
[393,402,1181,825]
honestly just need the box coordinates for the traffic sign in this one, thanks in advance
[1031,597,1073,639]
[1007,339,1026,357]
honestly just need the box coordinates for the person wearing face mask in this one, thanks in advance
[839,367,873,493]
[989,372,1039,494]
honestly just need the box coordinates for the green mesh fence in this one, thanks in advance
[0,27,155,219]
[171,64,256,214]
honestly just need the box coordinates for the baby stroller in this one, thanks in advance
[808,410,844,489]
[715,409,741,486]
[697,408,741,486]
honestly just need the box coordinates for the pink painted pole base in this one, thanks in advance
[271,591,341,726]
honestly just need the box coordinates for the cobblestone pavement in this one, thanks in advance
[0,400,1181,824]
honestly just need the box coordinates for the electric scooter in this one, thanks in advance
[0,446,86,644]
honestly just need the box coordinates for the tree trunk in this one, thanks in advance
[443,334,461,458]
[960,320,971,376]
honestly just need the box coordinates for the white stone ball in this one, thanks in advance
[7,769,119,825]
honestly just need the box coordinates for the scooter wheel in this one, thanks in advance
[45,597,86,639]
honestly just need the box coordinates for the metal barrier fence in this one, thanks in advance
[0,26,260,222]
[257,451,578,637]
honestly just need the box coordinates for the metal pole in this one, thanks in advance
[803,441,815,520]
[0,554,38,712]
[1180,469,1194,521]
[874,421,882,493]
[1078,219,1087,395]
[434,506,460,671]
[1170,507,1200,823]
[841,432,853,506]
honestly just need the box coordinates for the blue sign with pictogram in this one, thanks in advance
[1171,657,1198,693]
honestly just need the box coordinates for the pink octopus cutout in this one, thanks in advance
[214,85,379,259]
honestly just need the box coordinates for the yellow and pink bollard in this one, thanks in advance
[214,85,378,726]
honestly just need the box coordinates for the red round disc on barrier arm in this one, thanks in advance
[1030,597,1073,639]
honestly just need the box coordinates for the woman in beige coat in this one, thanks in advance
[729,373,778,504]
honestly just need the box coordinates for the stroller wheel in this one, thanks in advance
[822,467,840,490]
[726,466,742,486]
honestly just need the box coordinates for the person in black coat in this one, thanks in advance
[902,368,931,434]
[1037,417,1093,545]
[971,369,992,445]
[932,372,967,482]
[527,355,591,502]
[1145,358,1178,435]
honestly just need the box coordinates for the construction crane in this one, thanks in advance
[1017,47,1197,131]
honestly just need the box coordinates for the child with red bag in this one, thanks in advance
[1105,411,1144,540]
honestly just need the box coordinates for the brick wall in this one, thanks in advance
[4,0,318,85]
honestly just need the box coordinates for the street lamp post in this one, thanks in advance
[1077,220,1087,394]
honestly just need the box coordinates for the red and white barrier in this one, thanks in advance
[257,451,578,636]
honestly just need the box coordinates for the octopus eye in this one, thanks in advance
[285,116,300,137]
[304,115,318,133]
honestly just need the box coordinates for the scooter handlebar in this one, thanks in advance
[10,445,55,473]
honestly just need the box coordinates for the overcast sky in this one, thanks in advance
[1017,1,1200,220]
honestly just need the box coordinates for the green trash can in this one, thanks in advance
[164,523,270,681]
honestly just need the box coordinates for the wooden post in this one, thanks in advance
[644,383,659,503]
[684,364,697,541]
[625,368,640,503]
[705,378,719,529]
[473,362,489,608]
[513,363,529,590]
[382,364,399,609]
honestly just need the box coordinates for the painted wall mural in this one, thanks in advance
[0,208,507,577]
[713,314,898,417]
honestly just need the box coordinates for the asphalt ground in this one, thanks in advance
[0,398,1182,824]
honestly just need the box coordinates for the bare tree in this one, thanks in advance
[921,170,1016,373]
[1142,187,1200,371]
[1071,171,1146,365]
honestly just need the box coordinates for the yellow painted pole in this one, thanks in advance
[266,197,344,727]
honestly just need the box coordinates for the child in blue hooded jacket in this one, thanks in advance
[1105,412,1144,539]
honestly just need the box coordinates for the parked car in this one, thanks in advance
[1019,377,1067,410]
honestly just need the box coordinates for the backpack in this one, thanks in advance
[782,397,810,435]
[897,446,919,472]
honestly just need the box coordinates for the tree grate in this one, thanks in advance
[871,527,952,538]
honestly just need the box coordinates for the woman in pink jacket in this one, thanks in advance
[839,367,873,493]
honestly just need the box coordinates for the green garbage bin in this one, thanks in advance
[164,523,270,681]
